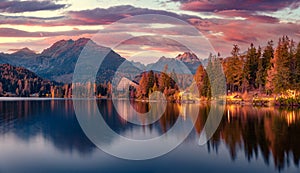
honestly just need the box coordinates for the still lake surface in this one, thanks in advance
[0,99,299,173]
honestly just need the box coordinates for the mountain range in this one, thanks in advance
[0,38,205,84]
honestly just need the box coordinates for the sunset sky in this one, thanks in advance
[0,0,299,62]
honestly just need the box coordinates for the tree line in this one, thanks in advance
[128,35,300,101]
[223,36,300,96]
[1,35,300,100]
[194,35,300,100]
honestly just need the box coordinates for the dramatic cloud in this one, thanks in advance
[194,19,300,56]
[216,10,280,23]
[67,5,203,25]
[0,28,98,37]
[117,36,189,51]
[0,0,68,13]
[0,4,299,58]
[0,5,204,26]
[172,0,300,12]
[0,14,66,26]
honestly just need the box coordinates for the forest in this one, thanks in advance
[127,35,300,105]
[1,35,300,106]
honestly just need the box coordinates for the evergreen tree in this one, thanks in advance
[256,41,273,93]
[224,44,244,92]
[274,36,292,93]
[243,43,260,91]
[207,54,226,98]
[295,42,300,89]
[289,39,296,89]
[194,65,210,98]
[147,70,155,93]
[267,36,292,94]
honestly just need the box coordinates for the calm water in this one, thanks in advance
[0,99,299,173]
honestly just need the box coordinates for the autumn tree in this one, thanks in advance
[158,64,170,92]
[294,42,300,89]
[194,65,210,98]
[137,72,148,98]
[265,36,298,94]
[147,70,155,94]
[289,39,296,88]
[224,44,244,93]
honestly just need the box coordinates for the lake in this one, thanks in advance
[0,99,299,173]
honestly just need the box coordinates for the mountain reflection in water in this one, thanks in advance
[0,100,299,172]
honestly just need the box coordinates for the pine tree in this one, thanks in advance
[267,36,292,94]
[194,65,210,98]
[289,39,296,89]
[275,36,292,93]
[256,46,262,83]
[147,70,155,94]
[202,72,211,98]
[256,57,264,93]
[207,54,226,98]
[256,41,273,93]
[295,42,300,89]
[243,43,260,91]
[194,65,205,96]
[224,44,244,92]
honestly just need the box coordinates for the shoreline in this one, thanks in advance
[0,96,299,107]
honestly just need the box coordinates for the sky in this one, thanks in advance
[0,0,300,63]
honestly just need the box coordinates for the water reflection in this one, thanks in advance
[207,105,300,171]
[0,100,95,155]
[0,100,299,172]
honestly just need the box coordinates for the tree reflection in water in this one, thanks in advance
[0,100,300,171]
[198,105,300,171]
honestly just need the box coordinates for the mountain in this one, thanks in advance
[11,47,36,57]
[130,60,146,70]
[0,38,206,84]
[146,52,203,74]
[175,52,199,63]
[33,38,98,82]
[0,38,141,83]
[0,47,37,67]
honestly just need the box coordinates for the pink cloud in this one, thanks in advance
[0,5,299,59]
[178,0,300,12]
[0,0,68,13]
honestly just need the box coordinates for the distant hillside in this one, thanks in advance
[0,64,55,97]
